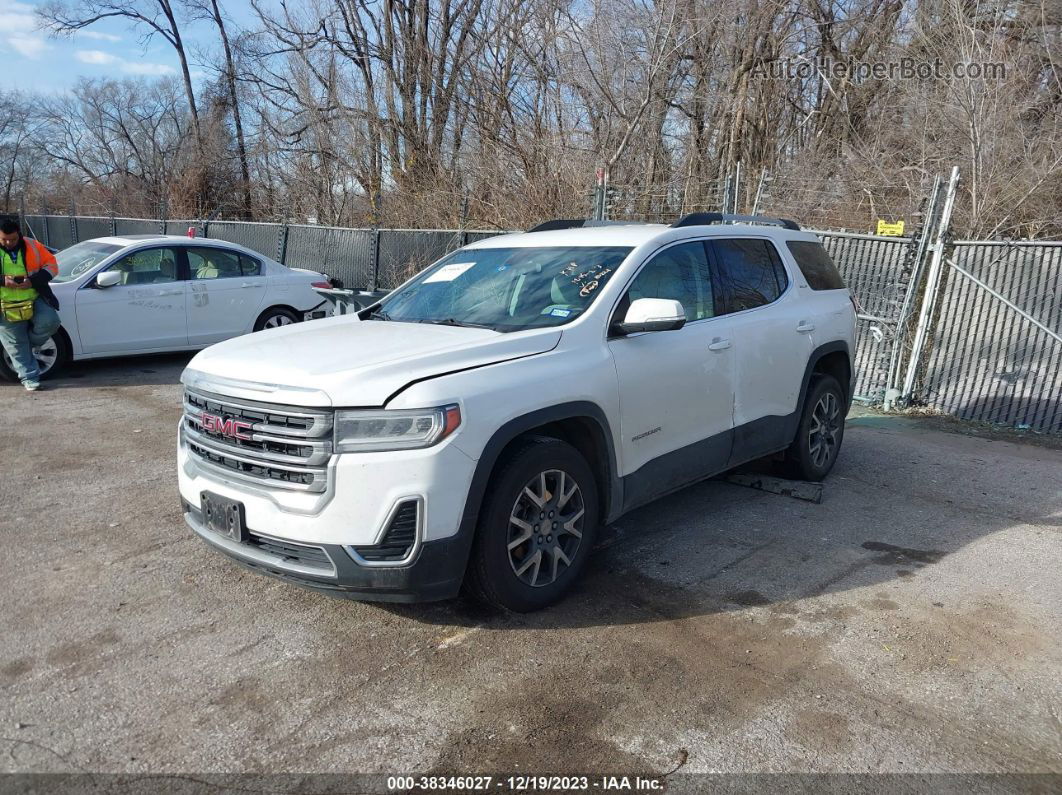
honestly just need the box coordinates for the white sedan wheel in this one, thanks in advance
[263,313,295,329]
[2,336,59,376]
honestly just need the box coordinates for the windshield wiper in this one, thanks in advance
[423,317,496,330]
[367,307,392,321]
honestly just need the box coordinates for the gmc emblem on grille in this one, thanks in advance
[200,411,253,441]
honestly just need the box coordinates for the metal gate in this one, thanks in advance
[920,241,1062,433]
[816,230,919,401]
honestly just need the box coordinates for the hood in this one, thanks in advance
[182,315,561,407]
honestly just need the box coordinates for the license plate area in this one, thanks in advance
[201,491,247,542]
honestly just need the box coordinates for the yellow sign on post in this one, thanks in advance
[876,219,905,236]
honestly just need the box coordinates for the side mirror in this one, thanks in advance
[614,298,687,335]
[95,271,122,288]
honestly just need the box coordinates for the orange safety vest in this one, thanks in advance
[0,238,58,304]
[21,238,58,279]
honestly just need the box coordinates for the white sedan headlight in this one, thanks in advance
[333,405,461,453]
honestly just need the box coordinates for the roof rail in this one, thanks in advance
[525,219,654,233]
[527,219,585,232]
[670,212,801,231]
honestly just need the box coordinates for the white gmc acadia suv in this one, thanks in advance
[178,213,855,611]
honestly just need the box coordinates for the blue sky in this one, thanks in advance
[3,0,261,93]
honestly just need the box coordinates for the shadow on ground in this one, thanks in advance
[0,351,192,392]
[380,416,1060,631]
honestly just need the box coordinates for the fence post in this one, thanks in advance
[883,175,942,410]
[371,228,381,289]
[277,224,289,264]
[899,166,960,405]
[592,168,608,221]
[69,201,78,244]
[751,170,769,216]
[732,161,742,214]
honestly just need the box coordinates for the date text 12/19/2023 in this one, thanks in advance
[387,775,665,791]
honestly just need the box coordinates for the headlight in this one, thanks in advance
[333,405,461,453]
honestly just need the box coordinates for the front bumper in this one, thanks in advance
[183,501,471,602]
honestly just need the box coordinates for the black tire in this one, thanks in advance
[0,328,70,382]
[781,374,846,482]
[466,436,599,612]
[253,307,300,332]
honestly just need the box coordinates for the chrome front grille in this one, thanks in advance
[183,388,334,493]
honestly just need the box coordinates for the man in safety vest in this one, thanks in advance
[0,219,61,391]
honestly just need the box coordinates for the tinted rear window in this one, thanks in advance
[712,238,786,312]
[787,241,845,290]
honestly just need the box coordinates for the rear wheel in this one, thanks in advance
[781,374,846,481]
[467,437,598,612]
[0,330,70,382]
[253,307,300,332]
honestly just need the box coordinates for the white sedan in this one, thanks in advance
[0,234,331,381]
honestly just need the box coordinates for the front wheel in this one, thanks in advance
[781,374,846,481]
[0,331,70,382]
[466,437,599,612]
[253,307,300,332]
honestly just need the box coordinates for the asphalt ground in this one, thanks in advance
[1,353,1059,787]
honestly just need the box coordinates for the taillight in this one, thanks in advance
[311,281,332,289]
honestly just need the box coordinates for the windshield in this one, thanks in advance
[53,241,123,283]
[374,246,631,332]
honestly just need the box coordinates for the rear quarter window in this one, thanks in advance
[787,241,845,290]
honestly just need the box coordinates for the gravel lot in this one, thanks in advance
[1,354,1060,780]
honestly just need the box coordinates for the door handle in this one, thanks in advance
[708,337,731,352]
[158,289,183,296]
[240,282,263,289]
[796,321,816,333]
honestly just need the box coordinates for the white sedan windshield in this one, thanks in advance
[53,241,124,283]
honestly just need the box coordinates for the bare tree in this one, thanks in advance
[3,0,1057,236]
[187,0,253,216]
[39,0,202,143]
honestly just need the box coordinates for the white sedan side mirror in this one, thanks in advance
[95,271,122,288]
[614,298,687,335]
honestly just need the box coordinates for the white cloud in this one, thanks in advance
[79,30,121,42]
[122,61,176,76]
[1,1,49,59]
[0,0,36,24]
[10,34,47,58]
[75,47,176,77]
[75,49,118,65]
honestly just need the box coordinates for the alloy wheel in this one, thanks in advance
[263,314,295,329]
[2,336,58,376]
[808,392,840,468]
[507,469,585,588]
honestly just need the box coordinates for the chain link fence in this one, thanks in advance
[921,242,1062,433]
[22,213,508,290]
[817,231,916,401]
[17,209,1062,434]
[285,225,377,288]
